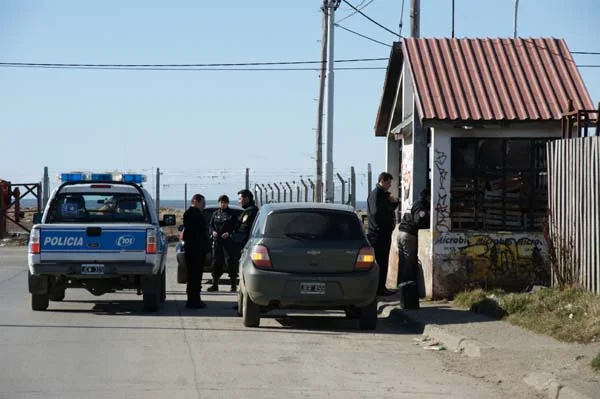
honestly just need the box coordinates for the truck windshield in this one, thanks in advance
[45,193,149,223]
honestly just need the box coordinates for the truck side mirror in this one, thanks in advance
[159,214,176,227]
[32,212,43,224]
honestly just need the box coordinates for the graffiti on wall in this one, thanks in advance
[434,149,450,232]
[434,232,549,287]
[402,145,413,212]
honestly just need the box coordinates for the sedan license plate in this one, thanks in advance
[300,282,326,295]
[81,264,105,275]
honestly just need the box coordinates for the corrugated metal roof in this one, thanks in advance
[402,37,594,122]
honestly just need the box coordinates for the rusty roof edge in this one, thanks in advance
[557,38,595,112]
[401,39,426,125]
[374,42,403,137]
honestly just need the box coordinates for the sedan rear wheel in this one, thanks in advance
[242,290,260,327]
[358,300,378,330]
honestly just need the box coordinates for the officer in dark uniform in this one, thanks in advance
[183,194,210,308]
[367,172,399,296]
[397,187,430,309]
[230,189,259,292]
[207,195,238,292]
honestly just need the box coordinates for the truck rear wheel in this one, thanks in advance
[49,286,65,302]
[142,275,161,312]
[31,293,49,311]
[160,270,166,303]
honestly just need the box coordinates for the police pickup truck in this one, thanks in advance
[27,173,176,312]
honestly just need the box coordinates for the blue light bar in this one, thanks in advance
[120,173,146,184]
[60,172,87,183]
[90,173,113,181]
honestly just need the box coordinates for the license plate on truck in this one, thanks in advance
[81,264,105,275]
[300,282,326,295]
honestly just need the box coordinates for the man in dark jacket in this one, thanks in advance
[207,195,239,292]
[183,194,210,308]
[367,172,399,296]
[397,188,430,309]
[229,189,259,291]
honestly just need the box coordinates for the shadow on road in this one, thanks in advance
[375,296,497,334]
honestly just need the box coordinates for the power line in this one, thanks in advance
[0,64,386,72]
[335,23,392,47]
[571,51,600,55]
[341,0,401,37]
[0,57,386,69]
[336,0,378,24]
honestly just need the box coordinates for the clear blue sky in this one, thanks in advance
[1,0,599,201]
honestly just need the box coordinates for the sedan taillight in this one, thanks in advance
[250,244,272,269]
[355,246,375,269]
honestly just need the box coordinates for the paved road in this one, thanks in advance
[0,247,509,399]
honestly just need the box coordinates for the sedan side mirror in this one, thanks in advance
[159,214,177,227]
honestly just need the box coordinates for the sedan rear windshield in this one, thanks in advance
[46,193,149,223]
[263,210,364,241]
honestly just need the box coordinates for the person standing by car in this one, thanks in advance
[207,195,239,292]
[397,188,430,309]
[183,194,210,308]
[367,172,399,296]
[230,189,259,291]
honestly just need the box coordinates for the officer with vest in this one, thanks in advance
[397,187,430,309]
[230,189,259,292]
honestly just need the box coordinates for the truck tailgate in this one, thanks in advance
[39,224,150,263]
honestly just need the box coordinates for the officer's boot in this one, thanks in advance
[207,276,219,292]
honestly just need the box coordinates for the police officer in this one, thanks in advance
[367,172,399,296]
[183,194,210,308]
[230,189,259,291]
[397,188,430,309]
[207,195,238,292]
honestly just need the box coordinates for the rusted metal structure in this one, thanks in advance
[561,100,600,138]
[0,180,42,238]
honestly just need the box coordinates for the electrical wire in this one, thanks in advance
[0,57,386,69]
[335,24,392,47]
[341,0,401,37]
[336,0,378,24]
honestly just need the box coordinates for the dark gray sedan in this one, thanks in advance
[237,203,379,330]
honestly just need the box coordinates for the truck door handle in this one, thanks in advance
[86,227,102,237]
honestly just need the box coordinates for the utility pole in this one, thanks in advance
[451,0,455,38]
[245,168,250,190]
[184,183,188,209]
[513,0,519,38]
[42,166,50,208]
[367,163,372,194]
[324,0,341,203]
[410,0,420,38]
[315,6,328,203]
[155,167,160,222]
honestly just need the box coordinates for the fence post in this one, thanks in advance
[307,178,315,202]
[350,166,356,208]
[336,173,346,204]
[300,179,308,202]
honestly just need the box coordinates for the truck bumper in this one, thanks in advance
[30,262,157,277]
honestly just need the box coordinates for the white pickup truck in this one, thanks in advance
[27,179,176,312]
